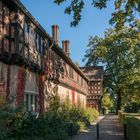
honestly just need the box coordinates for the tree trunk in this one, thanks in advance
[116,90,122,114]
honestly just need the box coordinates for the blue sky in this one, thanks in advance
[20,0,115,66]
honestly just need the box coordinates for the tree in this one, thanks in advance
[102,90,113,113]
[54,0,140,29]
[83,20,140,113]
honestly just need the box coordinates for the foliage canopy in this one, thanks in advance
[83,20,140,112]
[54,0,140,29]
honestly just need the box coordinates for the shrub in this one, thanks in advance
[77,121,86,130]
[0,94,99,139]
[85,107,99,123]
[8,112,68,140]
[124,101,140,113]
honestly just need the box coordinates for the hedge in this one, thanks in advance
[118,110,140,124]
[125,117,140,140]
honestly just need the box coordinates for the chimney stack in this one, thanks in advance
[62,40,70,57]
[52,25,59,45]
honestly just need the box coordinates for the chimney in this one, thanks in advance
[62,40,70,57]
[52,25,59,45]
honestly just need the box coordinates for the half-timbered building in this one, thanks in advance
[80,66,103,111]
[0,0,89,113]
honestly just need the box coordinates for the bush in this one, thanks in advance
[84,108,99,123]
[125,117,140,140]
[0,95,99,139]
[77,121,86,130]
[8,112,68,140]
[124,101,140,113]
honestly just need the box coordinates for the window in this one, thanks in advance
[4,23,9,36]
[19,27,24,42]
[3,6,9,24]
[0,2,3,38]
[0,1,2,23]
[34,31,37,49]
[1,4,10,52]
[0,22,2,47]
[81,78,83,86]
[42,39,46,55]
[24,22,29,44]
[25,93,38,112]
[10,12,15,24]
[36,33,39,51]
[18,10,24,28]
[4,38,9,52]
[11,26,14,38]
[0,63,4,82]
[39,36,43,53]
[69,66,73,79]
[77,74,79,83]
[29,25,32,46]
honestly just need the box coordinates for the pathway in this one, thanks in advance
[71,114,124,140]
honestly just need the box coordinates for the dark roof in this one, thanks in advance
[80,66,103,81]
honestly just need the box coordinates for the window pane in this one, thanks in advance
[36,34,39,51]
[24,46,28,59]
[0,14,2,23]
[0,1,2,15]
[19,27,23,42]
[39,37,42,53]
[11,26,14,38]
[29,25,32,46]
[10,12,15,23]
[35,95,38,111]
[3,6,9,24]
[4,23,9,36]
[19,42,23,55]
[24,22,29,44]
[26,94,29,111]
[0,22,2,47]
[34,31,37,49]
[31,94,33,107]
[11,41,15,53]
[30,26,34,48]
[4,38,9,52]
[18,11,24,28]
